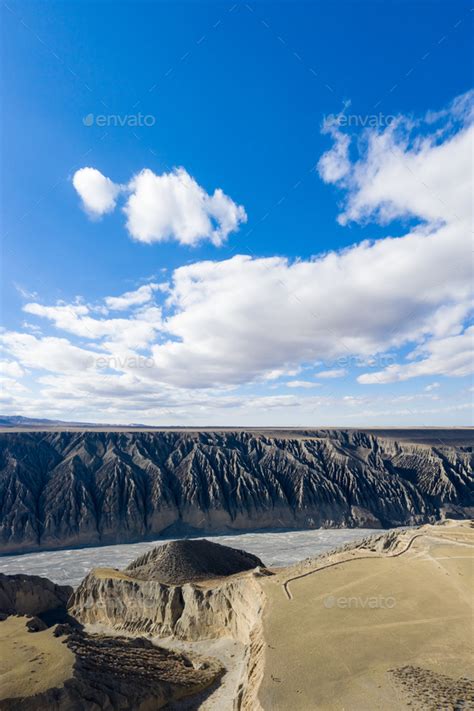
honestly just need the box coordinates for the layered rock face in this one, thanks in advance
[0,569,223,711]
[0,429,472,553]
[69,568,265,643]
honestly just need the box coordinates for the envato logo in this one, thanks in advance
[324,595,396,609]
[96,355,155,370]
[83,113,156,127]
[321,353,397,370]
[324,112,395,128]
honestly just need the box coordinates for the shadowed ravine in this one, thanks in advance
[0,429,472,554]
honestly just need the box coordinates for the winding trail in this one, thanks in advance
[282,532,473,601]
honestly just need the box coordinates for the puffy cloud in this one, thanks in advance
[358,327,474,384]
[72,166,247,246]
[72,167,121,217]
[318,91,473,227]
[3,92,472,423]
[0,360,25,378]
[146,212,470,387]
[124,168,247,246]
[23,302,162,350]
[25,218,470,388]
[0,376,27,393]
[261,368,301,381]
[105,283,161,311]
[144,93,472,387]
[317,118,351,183]
[23,92,474,391]
[0,332,98,373]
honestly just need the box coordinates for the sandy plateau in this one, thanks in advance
[258,520,474,710]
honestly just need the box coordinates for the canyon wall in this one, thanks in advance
[0,429,472,553]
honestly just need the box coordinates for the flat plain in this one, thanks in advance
[258,521,474,710]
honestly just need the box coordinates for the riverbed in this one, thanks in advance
[0,528,383,587]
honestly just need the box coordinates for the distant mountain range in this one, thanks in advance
[0,415,93,427]
[0,415,150,429]
[0,428,472,554]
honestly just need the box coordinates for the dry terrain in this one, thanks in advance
[1,522,472,710]
[258,521,474,710]
[0,618,223,710]
[0,616,75,700]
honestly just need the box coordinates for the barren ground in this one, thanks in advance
[258,521,474,710]
[0,617,74,699]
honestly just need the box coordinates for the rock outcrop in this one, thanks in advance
[0,573,72,617]
[0,562,225,710]
[69,567,265,644]
[0,429,472,553]
[68,539,267,710]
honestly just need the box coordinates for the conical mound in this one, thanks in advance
[125,538,264,584]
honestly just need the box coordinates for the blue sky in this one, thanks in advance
[1,0,473,425]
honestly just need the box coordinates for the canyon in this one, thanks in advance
[0,428,472,554]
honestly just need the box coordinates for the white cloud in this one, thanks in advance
[124,168,247,246]
[26,92,474,389]
[24,215,470,387]
[3,91,472,423]
[0,360,25,378]
[425,382,440,392]
[72,166,247,246]
[23,301,162,350]
[358,328,474,384]
[145,91,472,387]
[315,368,348,379]
[285,380,320,389]
[260,368,301,381]
[147,215,470,387]
[72,167,121,217]
[318,91,473,227]
[105,283,160,311]
[317,119,351,183]
[0,332,98,373]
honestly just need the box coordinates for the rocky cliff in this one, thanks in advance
[0,429,472,553]
[68,539,268,711]
[0,568,223,711]
[0,573,72,617]
[69,567,265,644]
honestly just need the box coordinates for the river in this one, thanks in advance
[0,528,383,587]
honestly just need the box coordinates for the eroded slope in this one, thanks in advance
[1,429,472,553]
